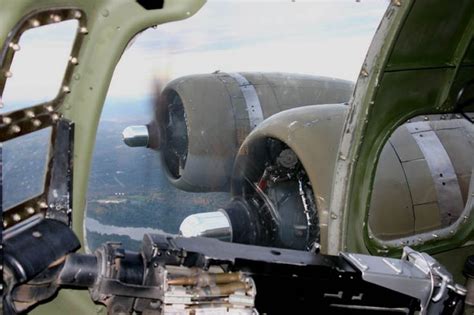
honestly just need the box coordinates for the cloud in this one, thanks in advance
[3,2,388,104]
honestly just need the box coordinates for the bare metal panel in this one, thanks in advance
[436,127,474,176]
[389,126,423,162]
[227,73,264,129]
[369,144,414,239]
[414,202,441,234]
[411,130,464,226]
[402,159,437,206]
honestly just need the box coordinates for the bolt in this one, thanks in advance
[32,119,42,127]
[79,27,88,34]
[45,105,54,112]
[26,207,35,214]
[30,19,40,27]
[38,201,48,209]
[51,113,60,121]
[25,110,35,118]
[13,214,21,222]
[9,42,20,51]
[69,56,78,65]
[51,14,62,22]
[62,86,71,93]
[360,68,369,77]
[2,116,12,124]
[10,125,21,133]
[74,11,82,19]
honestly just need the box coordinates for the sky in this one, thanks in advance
[2,0,388,105]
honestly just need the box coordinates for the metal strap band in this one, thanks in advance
[408,122,464,225]
[228,72,264,129]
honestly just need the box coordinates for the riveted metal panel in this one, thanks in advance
[389,125,424,162]
[402,159,437,206]
[414,202,441,234]
[411,130,464,226]
[436,126,474,176]
[369,144,414,240]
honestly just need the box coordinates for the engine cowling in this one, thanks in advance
[146,72,354,192]
[212,106,474,252]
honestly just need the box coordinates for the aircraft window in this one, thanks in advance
[2,127,52,211]
[85,1,388,252]
[368,114,474,241]
[1,20,77,114]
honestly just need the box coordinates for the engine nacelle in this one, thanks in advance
[203,106,474,252]
[144,72,354,192]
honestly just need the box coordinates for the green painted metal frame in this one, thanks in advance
[1,0,205,313]
[329,0,474,256]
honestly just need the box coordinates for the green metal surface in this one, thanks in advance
[329,0,474,258]
[1,0,205,313]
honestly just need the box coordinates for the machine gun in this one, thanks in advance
[3,219,467,314]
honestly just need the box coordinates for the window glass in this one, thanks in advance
[369,114,474,240]
[1,20,77,113]
[2,127,52,210]
[85,0,388,252]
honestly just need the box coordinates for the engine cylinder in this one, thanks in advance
[153,72,354,192]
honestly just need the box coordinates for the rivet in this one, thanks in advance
[10,125,21,133]
[73,73,81,80]
[79,27,88,34]
[69,56,78,65]
[25,110,35,118]
[455,114,461,119]
[30,19,40,27]
[26,207,35,214]
[38,201,48,209]
[51,14,62,22]
[32,231,42,238]
[423,116,429,121]
[62,86,71,93]
[360,68,369,77]
[74,11,82,19]
[4,70,13,78]
[45,105,54,112]
[339,153,347,161]
[2,116,12,124]
[392,0,401,6]
[51,113,60,121]
[330,212,338,220]
[9,42,20,51]
[432,234,438,238]
[13,214,21,222]
[101,9,109,17]
[449,230,455,235]
[32,119,42,127]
